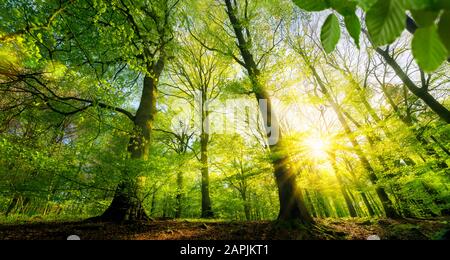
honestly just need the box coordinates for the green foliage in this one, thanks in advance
[411,10,439,27]
[412,25,448,72]
[344,13,361,48]
[438,11,450,55]
[292,0,329,11]
[292,0,450,72]
[0,0,448,225]
[321,14,341,53]
[366,0,406,46]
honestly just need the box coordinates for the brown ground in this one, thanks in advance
[0,218,449,240]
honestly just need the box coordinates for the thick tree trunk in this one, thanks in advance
[223,0,312,223]
[265,99,312,222]
[273,151,313,222]
[99,181,148,221]
[99,61,163,222]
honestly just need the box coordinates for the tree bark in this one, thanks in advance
[99,61,164,222]
[200,131,214,218]
[175,171,183,218]
[240,191,251,221]
[200,86,214,218]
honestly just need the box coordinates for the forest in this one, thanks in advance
[0,0,449,241]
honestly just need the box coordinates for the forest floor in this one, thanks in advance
[0,217,449,240]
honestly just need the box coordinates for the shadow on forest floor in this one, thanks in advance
[0,217,449,240]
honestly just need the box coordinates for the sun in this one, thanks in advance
[303,135,330,160]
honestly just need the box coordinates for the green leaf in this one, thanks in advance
[344,13,361,48]
[321,13,341,53]
[412,25,448,72]
[438,11,450,55]
[436,0,450,10]
[411,10,439,27]
[366,0,407,46]
[355,0,378,11]
[330,0,357,16]
[292,0,330,11]
[403,0,432,10]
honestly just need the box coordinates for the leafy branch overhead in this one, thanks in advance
[293,0,450,72]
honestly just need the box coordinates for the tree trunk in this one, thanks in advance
[98,181,148,221]
[329,153,357,217]
[376,48,450,124]
[99,61,163,222]
[240,191,251,221]
[200,90,214,218]
[4,196,19,217]
[302,56,400,218]
[200,137,213,218]
[337,174,357,217]
[381,85,449,168]
[175,171,183,218]
[224,0,312,223]
[304,190,318,218]
[430,136,450,156]
[150,190,157,216]
[360,192,376,217]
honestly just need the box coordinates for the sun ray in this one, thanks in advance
[303,135,330,160]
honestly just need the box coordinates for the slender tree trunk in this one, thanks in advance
[344,158,376,217]
[224,0,312,223]
[315,190,331,218]
[336,173,358,217]
[304,190,318,218]
[200,89,214,218]
[4,196,19,217]
[100,61,164,222]
[150,190,157,216]
[430,136,450,156]
[348,191,363,216]
[240,191,251,221]
[329,153,357,217]
[375,48,450,124]
[175,171,183,218]
[200,132,213,218]
[344,80,418,166]
[381,85,449,168]
[368,192,384,216]
[360,192,375,217]
[301,53,400,218]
